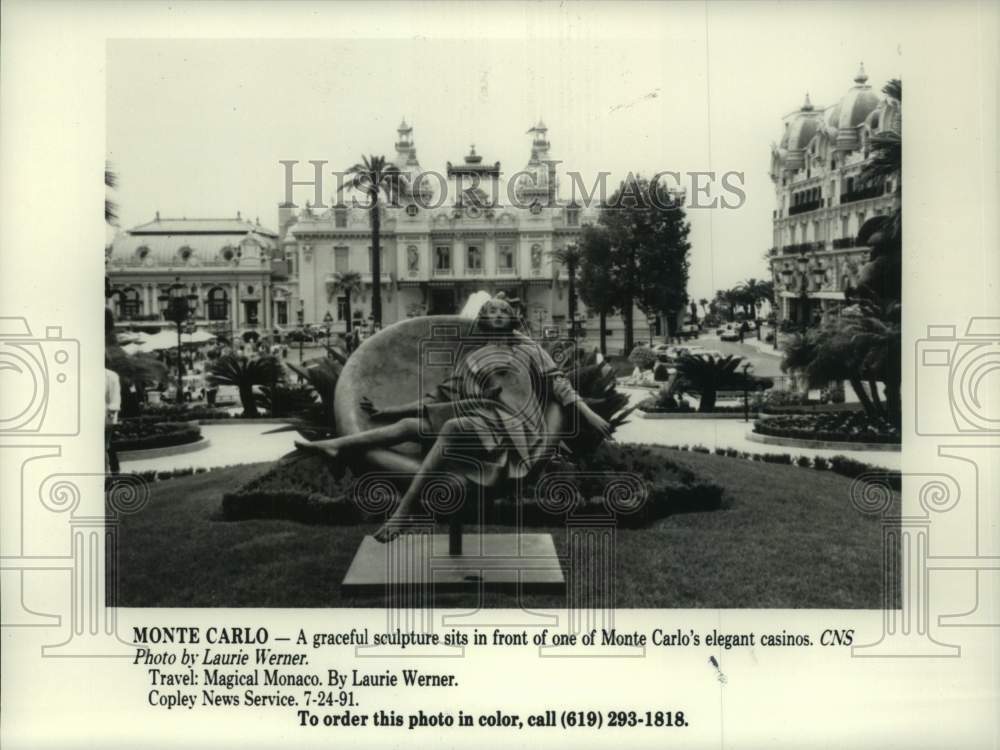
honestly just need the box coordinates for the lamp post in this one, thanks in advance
[535,308,545,338]
[742,361,755,423]
[323,311,333,348]
[158,276,198,403]
[646,314,657,345]
[296,300,305,364]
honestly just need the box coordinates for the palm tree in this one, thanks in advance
[698,298,709,318]
[838,297,901,428]
[327,270,363,332]
[549,245,583,338]
[207,355,283,418]
[105,163,118,226]
[674,354,744,413]
[343,155,409,328]
[857,78,902,304]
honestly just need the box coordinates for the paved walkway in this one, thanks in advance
[120,385,899,474]
[615,387,899,469]
[119,422,298,473]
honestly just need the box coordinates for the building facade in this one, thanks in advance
[283,121,655,349]
[106,214,296,340]
[768,64,901,324]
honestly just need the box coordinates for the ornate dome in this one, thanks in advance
[780,94,823,170]
[835,63,880,150]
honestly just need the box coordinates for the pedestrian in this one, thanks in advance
[105,363,121,475]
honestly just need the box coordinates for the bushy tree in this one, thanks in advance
[597,175,691,351]
[577,225,617,355]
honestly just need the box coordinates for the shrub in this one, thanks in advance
[796,455,812,468]
[812,456,830,470]
[653,362,672,381]
[628,346,657,371]
[829,455,901,490]
[110,421,201,451]
[131,404,233,422]
[760,453,792,464]
[762,389,811,408]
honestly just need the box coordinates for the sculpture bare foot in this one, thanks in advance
[294,439,340,461]
[373,505,420,544]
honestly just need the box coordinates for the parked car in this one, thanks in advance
[718,323,740,341]
[678,323,701,339]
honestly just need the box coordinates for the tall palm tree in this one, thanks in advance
[327,270,363,332]
[698,298,709,318]
[549,245,583,338]
[207,355,283,418]
[343,155,409,328]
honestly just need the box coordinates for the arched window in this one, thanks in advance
[207,287,230,321]
[120,287,141,319]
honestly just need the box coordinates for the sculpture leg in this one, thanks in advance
[374,418,478,544]
[295,418,425,459]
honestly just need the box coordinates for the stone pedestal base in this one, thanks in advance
[342,533,565,595]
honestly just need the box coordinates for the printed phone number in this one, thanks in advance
[558,710,688,729]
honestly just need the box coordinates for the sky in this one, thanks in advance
[106,2,904,302]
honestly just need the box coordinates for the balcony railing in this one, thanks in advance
[788,199,822,216]
[840,183,886,204]
[779,241,824,255]
[831,237,857,249]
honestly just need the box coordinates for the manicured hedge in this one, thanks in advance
[111,421,202,451]
[131,405,234,422]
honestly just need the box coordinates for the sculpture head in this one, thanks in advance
[474,293,519,335]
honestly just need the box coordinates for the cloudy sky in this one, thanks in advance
[107,2,904,301]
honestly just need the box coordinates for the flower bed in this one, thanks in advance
[637,396,693,414]
[753,412,900,445]
[132,404,234,422]
[221,443,724,527]
[110,421,202,451]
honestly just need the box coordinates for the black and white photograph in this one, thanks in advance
[102,33,904,609]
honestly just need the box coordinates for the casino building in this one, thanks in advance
[282,121,655,348]
[105,213,295,340]
[768,64,901,325]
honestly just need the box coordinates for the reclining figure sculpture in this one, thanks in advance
[295,294,613,543]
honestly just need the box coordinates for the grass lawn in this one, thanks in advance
[113,448,899,609]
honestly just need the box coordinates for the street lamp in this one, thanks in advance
[742,361,755,423]
[646,314,657,345]
[158,276,198,403]
[296,300,305,363]
[323,311,333,348]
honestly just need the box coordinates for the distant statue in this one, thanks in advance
[407,246,419,274]
[295,294,612,542]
